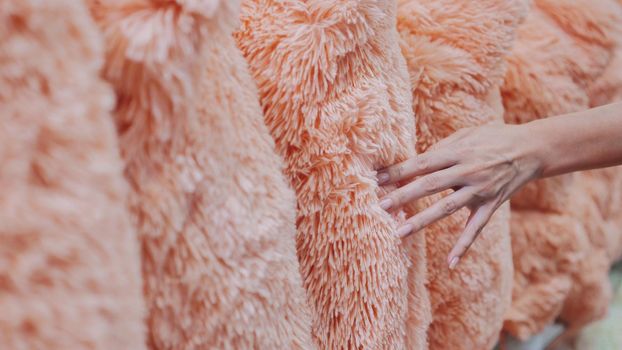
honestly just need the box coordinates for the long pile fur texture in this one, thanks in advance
[501,0,622,340]
[88,0,315,348]
[236,1,431,348]
[0,0,146,348]
[5,0,622,349]
[395,1,527,349]
[583,0,622,265]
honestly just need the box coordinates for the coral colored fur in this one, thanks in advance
[3,0,622,348]
[396,1,526,349]
[236,1,430,348]
[501,0,622,340]
[88,0,314,348]
[0,0,146,348]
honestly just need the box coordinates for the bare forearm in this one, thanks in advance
[526,102,622,178]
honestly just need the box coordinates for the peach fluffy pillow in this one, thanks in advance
[0,0,145,348]
[501,0,622,341]
[396,1,526,349]
[88,0,314,348]
[236,0,431,348]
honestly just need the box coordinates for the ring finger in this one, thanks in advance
[395,187,476,238]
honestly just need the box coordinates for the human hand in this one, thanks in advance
[377,123,542,268]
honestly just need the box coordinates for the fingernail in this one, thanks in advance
[379,198,392,211]
[396,224,413,238]
[448,256,460,270]
[377,172,390,185]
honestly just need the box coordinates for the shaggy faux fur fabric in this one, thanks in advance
[88,0,314,348]
[236,1,431,348]
[501,0,622,340]
[574,267,622,350]
[501,7,592,339]
[0,0,145,348]
[584,0,622,265]
[555,0,622,336]
[396,1,526,349]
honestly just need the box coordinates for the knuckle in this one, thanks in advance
[422,175,439,193]
[390,164,404,180]
[407,218,422,232]
[442,199,457,215]
[416,156,429,171]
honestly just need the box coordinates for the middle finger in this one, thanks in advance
[395,187,475,238]
[380,166,466,211]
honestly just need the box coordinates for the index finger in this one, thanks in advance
[378,150,456,185]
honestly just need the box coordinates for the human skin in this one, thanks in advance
[378,102,622,268]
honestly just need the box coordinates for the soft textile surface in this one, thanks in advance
[396,1,526,349]
[573,266,622,350]
[236,1,431,348]
[0,0,145,348]
[583,0,622,265]
[501,0,622,340]
[89,0,314,348]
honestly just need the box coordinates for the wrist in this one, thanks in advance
[512,122,548,180]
